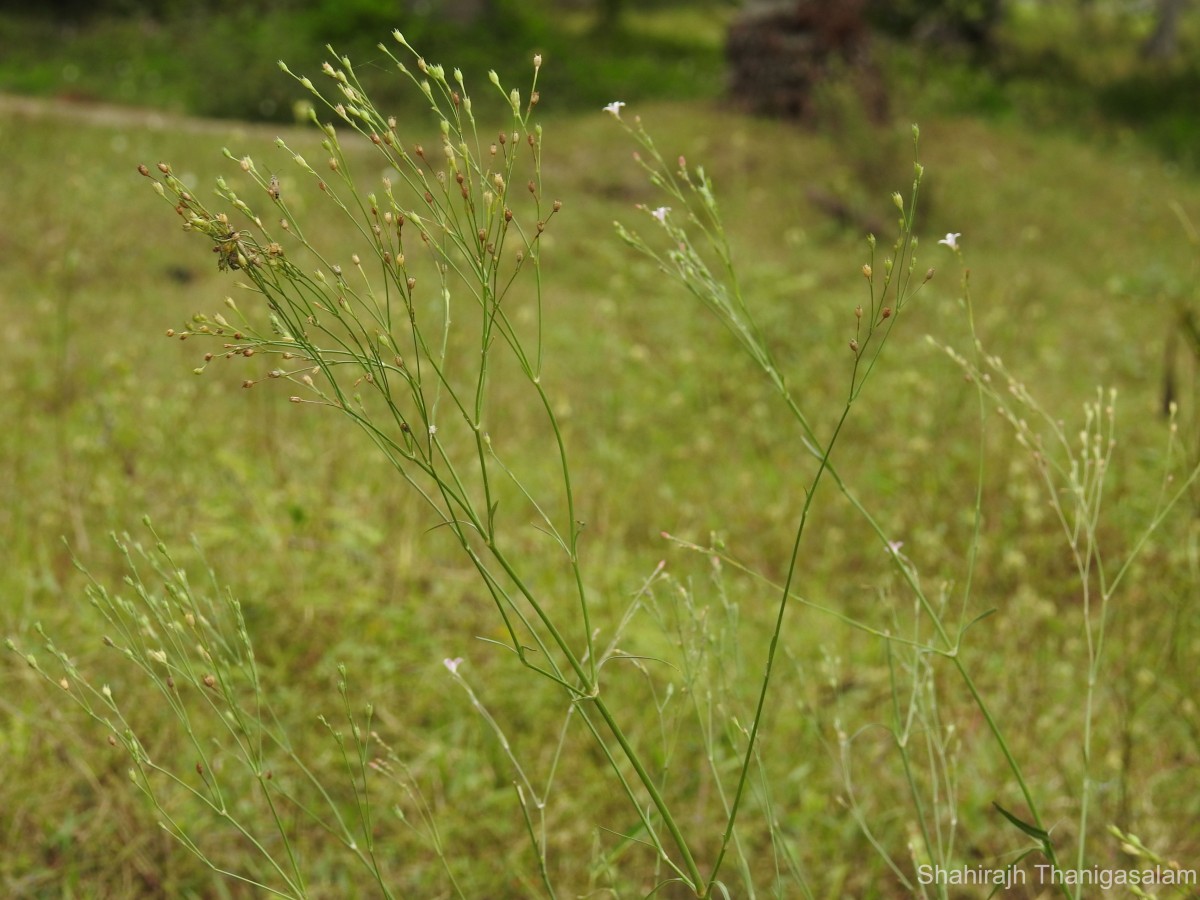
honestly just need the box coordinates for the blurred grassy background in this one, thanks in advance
[2,1,1199,896]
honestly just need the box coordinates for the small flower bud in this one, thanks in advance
[923,267,935,283]
[849,339,859,353]
[861,264,871,279]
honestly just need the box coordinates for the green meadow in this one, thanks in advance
[2,7,1198,897]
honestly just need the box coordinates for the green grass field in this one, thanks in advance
[2,21,1199,898]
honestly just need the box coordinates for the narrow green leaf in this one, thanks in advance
[992,802,1050,842]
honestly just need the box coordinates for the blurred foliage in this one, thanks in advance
[0,1,1197,171]
[867,0,1007,56]
[0,0,731,121]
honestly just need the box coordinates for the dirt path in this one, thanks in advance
[0,90,282,137]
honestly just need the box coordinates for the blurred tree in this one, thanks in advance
[592,0,625,35]
[1141,0,1189,61]
[726,0,887,123]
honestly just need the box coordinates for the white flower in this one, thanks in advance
[651,206,670,223]
[443,657,463,674]
[886,540,904,556]
[938,232,961,250]
[603,101,626,119]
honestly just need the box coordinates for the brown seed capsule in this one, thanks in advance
[137,163,150,177]
[268,175,280,200]
[881,307,892,319]
[203,674,216,688]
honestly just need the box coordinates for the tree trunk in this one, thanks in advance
[1141,0,1188,61]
